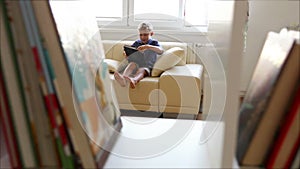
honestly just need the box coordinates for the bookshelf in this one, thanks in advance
[222,1,249,167]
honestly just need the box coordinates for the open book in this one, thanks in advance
[124,45,139,56]
[123,45,144,63]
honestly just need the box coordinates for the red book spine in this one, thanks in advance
[284,137,300,169]
[266,86,300,169]
[0,71,22,169]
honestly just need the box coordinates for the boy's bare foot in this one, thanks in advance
[114,72,126,87]
[124,76,137,89]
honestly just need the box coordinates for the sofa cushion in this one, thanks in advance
[151,47,184,77]
[158,64,203,114]
[104,59,119,73]
[110,74,159,112]
[160,42,187,65]
[104,58,129,73]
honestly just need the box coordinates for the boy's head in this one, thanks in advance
[137,21,154,43]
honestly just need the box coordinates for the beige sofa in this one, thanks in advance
[103,40,203,117]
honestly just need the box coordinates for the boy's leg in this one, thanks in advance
[123,62,137,77]
[114,72,126,87]
[125,68,148,89]
[114,62,137,87]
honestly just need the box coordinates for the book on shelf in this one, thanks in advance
[0,125,11,168]
[266,85,300,169]
[19,1,77,168]
[37,1,122,168]
[1,0,123,168]
[236,29,300,167]
[290,147,300,169]
[0,2,39,168]
[4,1,60,167]
[0,62,22,169]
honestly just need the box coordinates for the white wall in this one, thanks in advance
[241,0,300,91]
[205,1,235,72]
[200,1,235,118]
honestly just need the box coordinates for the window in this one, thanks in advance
[93,0,126,26]
[185,0,208,26]
[130,0,182,27]
[94,0,208,29]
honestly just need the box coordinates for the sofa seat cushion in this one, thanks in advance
[158,64,203,114]
[110,74,159,111]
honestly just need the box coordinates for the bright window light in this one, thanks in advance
[134,0,180,21]
[93,0,123,19]
[185,0,208,26]
[80,0,211,29]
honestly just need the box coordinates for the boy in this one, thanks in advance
[114,21,164,89]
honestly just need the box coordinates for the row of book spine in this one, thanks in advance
[236,29,300,169]
[0,1,109,168]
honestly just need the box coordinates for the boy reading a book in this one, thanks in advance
[114,21,164,89]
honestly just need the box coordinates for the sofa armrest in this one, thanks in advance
[104,59,120,73]
[159,64,203,114]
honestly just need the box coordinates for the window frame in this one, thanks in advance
[95,0,127,27]
[96,0,209,31]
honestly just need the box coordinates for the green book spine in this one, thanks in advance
[0,1,38,167]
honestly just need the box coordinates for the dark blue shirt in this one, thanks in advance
[128,39,161,69]
[131,39,161,48]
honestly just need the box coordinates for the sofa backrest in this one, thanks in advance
[101,40,188,66]
[102,40,132,61]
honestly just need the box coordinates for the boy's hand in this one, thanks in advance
[137,45,164,54]
[137,45,150,51]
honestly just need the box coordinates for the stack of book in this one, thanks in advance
[237,28,300,169]
[0,1,122,168]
